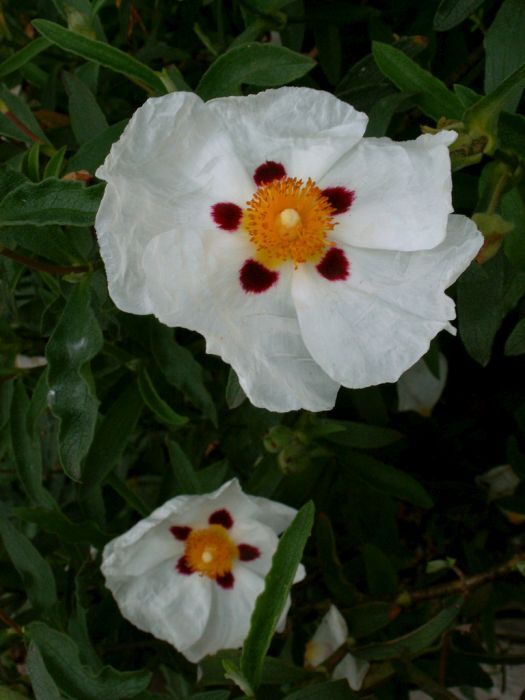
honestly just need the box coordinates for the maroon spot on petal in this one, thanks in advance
[316,248,350,281]
[321,187,355,215]
[176,556,193,575]
[170,525,192,541]
[238,544,261,561]
[216,571,235,589]
[253,160,287,187]
[211,202,243,231]
[240,259,279,294]
[209,508,234,529]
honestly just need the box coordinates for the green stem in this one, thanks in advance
[486,167,511,215]
[0,246,98,275]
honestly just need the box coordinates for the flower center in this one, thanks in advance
[243,177,336,267]
[184,524,238,579]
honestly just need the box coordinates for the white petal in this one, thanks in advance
[95,91,252,315]
[322,131,456,252]
[208,87,368,182]
[305,605,348,667]
[142,224,339,412]
[333,654,370,691]
[292,214,482,388]
[397,353,448,416]
[103,556,212,651]
[182,566,265,662]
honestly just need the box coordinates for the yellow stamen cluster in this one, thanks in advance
[243,178,335,267]
[184,525,238,579]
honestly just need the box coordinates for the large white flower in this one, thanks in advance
[305,605,369,691]
[101,479,305,662]
[95,87,482,412]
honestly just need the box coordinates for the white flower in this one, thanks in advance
[101,478,305,662]
[397,353,448,416]
[305,605,369,691]
[95,87,482,413]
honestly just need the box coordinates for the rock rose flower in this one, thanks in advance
[305,605,369,691]
[95,87,482,412]
[101,479,305,662]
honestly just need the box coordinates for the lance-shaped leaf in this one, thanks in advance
[372,42,463,121]
[0,37,51,78]
[197,43,316,100]
[353,598,463,661]
[0,178,104,227]
[0,510,57,616]
[27,622,151,700]
[27,643,64,700]
[240,501,314,689]
[433,0,484,31]
[46,281,103,480]
[138,366,188,428]
[32,19,165,94]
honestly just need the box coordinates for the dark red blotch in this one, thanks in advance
[216,571,235,589]
[316,248,350,281]
[321,187,355,215]
[211,202,243,231]
[238,544,261,561]
[176,556,193,575]
[209,509,234,529]
[253,161,287,187]
[170,525,192,541]
[240,259,279,294]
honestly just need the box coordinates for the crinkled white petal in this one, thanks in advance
[292,214,482,388]
[333,654,370,692]
[95,91,252,315]
[104,555,212,651]
[397,353,448,416]
[322,131,456,252]
[208,87,368,182]
[142,224,339,412]
[305,605,348,667]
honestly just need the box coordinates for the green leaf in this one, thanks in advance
[484,0,525,113]
[433,0,484,31]
[0,512,57,615]
[105,472,150,518]
[316,513,357,605]
[32,19,166,94]
[362,543,398,596]
[225,367,247,409]
[167,439,201,494]
[150,325,216,423]
[347,453,433,508]
[63,71,108,145]
[82,380,143,493]
[44,145,67,179]
[372,42,463,121]
[26,643,64,700]
[505,318,525,355]
[354,598,463,660]
[200,652,315,687]
[284,680,357,700]
[27,622,151,700]
[46,281,103,480]
[240,501,314,689]
[498,111,525,159]
[0,86,51,145]
[138,366,188,428]
[0,38,51,78]
[346,602,398,638]
[66,120,127,174]
[465,63,525,153]
[10,380,55,507]
[0,687,32,700]
[0,179,104,227]
[14,507,108,547]
[197,43,316,100]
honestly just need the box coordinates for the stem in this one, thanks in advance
[0,609,23,635]
[0,246,97,275]
[401,553,525,605]
[403,659,462,700]
[486,168,511,215]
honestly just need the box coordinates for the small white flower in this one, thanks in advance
[95,87,482,412]
[305,605,369,691]
[101,479,305,662]
[397,353,448,416]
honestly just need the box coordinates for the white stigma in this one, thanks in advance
[279,208,301,228]
[201,549,213,563]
